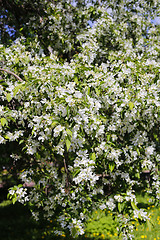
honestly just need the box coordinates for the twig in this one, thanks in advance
[64,157,69,176]
[64,152,71,194]
[0,68,23,82]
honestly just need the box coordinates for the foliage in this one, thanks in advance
[0,0,160,239]
[0,0,100,59]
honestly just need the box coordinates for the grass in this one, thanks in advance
[133,203,160,240]
[0,197,43,240]
[0,188,160,240]
[133,194,160,240]
[84,194,160,240]
[84,207,160,240]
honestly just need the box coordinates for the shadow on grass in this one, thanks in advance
[0,191,96,240]
[0,201,43,240]
[137,202,150,209]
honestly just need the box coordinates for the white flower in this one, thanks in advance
[27,146,37,155]
[54,125,65,137]
[65,96,75,106]
[9,189,15,195]
[106,198,116,211]
[145,146,155,156]
[114,195,123,202]
[133,209,149,221]
[0,106,4,115]
[74,91,82,98]
[96,125,105,136]
[0,136,5,144]
[99,203,107,210]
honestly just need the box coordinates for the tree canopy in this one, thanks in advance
[1,0,159,59]
[0,1,160,239]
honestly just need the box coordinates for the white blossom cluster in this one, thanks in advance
[9,186,29,204]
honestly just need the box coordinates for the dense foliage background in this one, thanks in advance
[0,1,160,239]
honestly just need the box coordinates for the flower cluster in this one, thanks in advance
[1,1,160,239]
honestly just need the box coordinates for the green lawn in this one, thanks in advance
[84,194,160,240]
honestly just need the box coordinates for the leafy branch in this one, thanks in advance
[0,68,23,82]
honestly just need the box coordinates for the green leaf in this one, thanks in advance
[1,118,8,127]
[61,167,65,173]
[135,172,140,179]
[95,87,100,96]
[153,133,158,141]
[51,120,58,128]
[66,138,71,151]
[13,83,25,96]
[72,227,78,238]
[72,169,80,177]
[131,201,139,210]
[138,213,143,221]
[80,125,84,133]
[4,135,10,139]
[87,196,92,202]
[136,148,140,156]
[90,152,96,161]
[66,129,72,137]
[118,202,125,213]
[0,80,8,87]
[12,197,17,205]
[13,86,20,96]
[7,193,11,199]
[87,87,90,95]
[129,102,134,110]
[8,116,16,122]
[109,162,115,172]
[19,140,24,144]
[31,127,35,136]
[118,202,122,213]
[107,135,110,142]
[74,77,79,84]
[6,93,12,102]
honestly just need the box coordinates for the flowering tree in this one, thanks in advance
[0,0,160,239]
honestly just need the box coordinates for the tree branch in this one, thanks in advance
[0,68,23,82]
[64,152,71,194]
